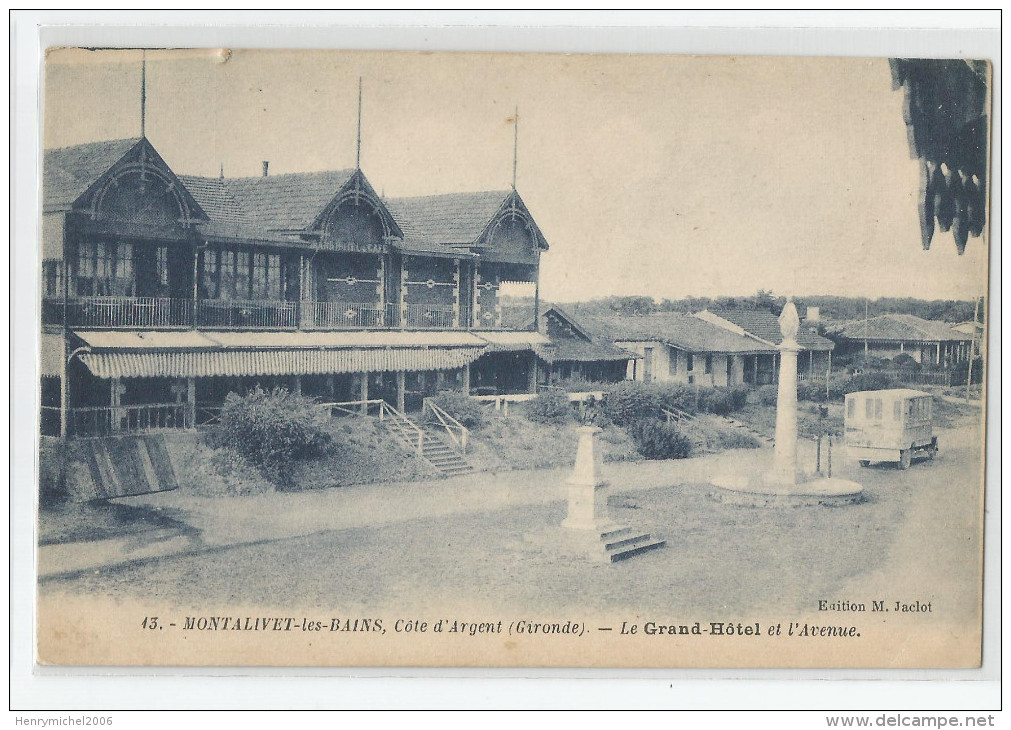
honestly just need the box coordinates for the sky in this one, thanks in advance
[43,48,989,303]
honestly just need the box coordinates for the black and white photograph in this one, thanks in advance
[31,45,990,670]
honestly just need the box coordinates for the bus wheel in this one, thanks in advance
[859,460,870,467]
[898,449,912,470]
[927,446,937,461]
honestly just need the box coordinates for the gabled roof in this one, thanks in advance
[43,137,144,210]
[579,313,776,355]
[385,191,512,246]
[828,314,971,343]
[540,338,639,364]
[180,169,356,232]
[698,308,835,351]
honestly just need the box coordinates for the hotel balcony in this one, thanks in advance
[42,297,497,331]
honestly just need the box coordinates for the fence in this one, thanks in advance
[65,403,190,438]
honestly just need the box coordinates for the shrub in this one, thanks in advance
[524,388,577,426]
[217,387,332,483]
[843,372,897,394]
[698,386,733,415]
[430,390,486,429]
[728,385,751,411]
[654,383,697,414]
[757,384,779,406]
[626,418,693,460]
[601,381,663,426]
[797,380,827,403]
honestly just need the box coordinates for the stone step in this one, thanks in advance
[603,531,655,552]
[607,537,666,563]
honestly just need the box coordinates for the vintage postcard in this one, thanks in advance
[35,48,990,668]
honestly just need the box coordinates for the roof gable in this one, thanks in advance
[699,308,835,351]
[386,190,513,246]
[43,137,143,211]
[579,313,776,354]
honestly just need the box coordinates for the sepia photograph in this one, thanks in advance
[32,45,990,670]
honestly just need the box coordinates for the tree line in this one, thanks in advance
[504,292,983,324]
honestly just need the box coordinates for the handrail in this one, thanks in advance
[316,399,385,418]
[662,406,694,424]
[378,400,425,456]
[422,399,469,453]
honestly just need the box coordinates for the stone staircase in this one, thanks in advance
[381,407,475,477]
[718,415,775,447]
[598,526,666,563]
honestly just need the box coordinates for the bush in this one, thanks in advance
[843,372,897,394]
[728,385,751,411]
[626,418,693,460]
[601,381,663,426]
[697,386,733,415]
[654,383,697,414]
[217,387,332,483]
[430,390,486,429]
[797,380,828,403]
[757,384,779,406]
[524,388,577,426]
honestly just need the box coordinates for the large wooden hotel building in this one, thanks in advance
[40,136,552,438]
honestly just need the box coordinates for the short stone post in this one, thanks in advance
[562,426,612,531]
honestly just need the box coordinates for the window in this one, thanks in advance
[156,246,169,287]
[236,251,251,299]
[894,401,902,420]
[847,398,855,418]
[669,350,678,376]
[201,249,219,298]
[874,398,883,420]
[42,260,63,298]
[219,249,236,300]
[865,398,874,419]
[252,252,268,299]
[268,254,282,300]
[686,353,694,371]
[75,241,133,296]
[705,355,713,374]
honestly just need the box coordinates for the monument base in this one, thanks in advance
[710,471,864,507]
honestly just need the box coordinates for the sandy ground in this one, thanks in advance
[40,417,983,623]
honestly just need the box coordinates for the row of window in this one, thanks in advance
[201,248,289,302]
[668,351,713,376]
[847,396,931,422]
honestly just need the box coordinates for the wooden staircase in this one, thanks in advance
[380,404,475,477]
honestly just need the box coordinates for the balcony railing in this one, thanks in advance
[305,301,386,329]
[399,303,456,328]
[66,403,190,438]
[195,299,299,329]
[43,297,193,328]
[43,296,469,331]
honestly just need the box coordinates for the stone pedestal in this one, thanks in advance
[560,426,665,562]
[562,426,615,532]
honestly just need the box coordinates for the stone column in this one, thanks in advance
[528,355,539,393]
[461,362,471,394]
[396,371,406,412]
[562,426,612,531]
[768,300,801,486]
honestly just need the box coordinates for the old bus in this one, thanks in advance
[844,389,938,470]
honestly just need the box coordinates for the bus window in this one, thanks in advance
[894,401,902,420]
[847,398,855,418]
[865,398,874,419]
[874,398,883,419]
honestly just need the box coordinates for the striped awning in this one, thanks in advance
[78,346,485,379]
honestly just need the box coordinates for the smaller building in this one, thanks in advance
[826,314,973,368]
[533,306,638,385]
[695,308,835,381]
[579,312,777,387]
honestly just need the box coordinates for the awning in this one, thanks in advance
[78,346,485,379]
